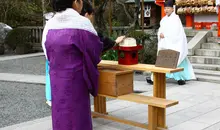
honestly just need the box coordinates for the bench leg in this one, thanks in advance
[148,106,158,130]
[153,72,166,128]
[94,96,107,115]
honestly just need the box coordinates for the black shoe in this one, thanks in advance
[146,77,153,85]
[177,80,186,85]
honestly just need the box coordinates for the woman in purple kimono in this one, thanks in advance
[41,0,103,129]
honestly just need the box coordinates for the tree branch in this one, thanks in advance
[115,0,133,21]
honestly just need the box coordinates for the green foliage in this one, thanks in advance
[126,30,150,45]
[0,0,43,27]
[140,35,157,64]
[100,30,157,64]
[101,35,118,61]
[112,20,122,27]
[101,49,118,61]
[4,28,34,54]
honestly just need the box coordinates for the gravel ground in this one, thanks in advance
[0,81,50,128]
[0,56,45,75]
[0,55,148,128]
[0,56,147,81]
[0,81,100,128]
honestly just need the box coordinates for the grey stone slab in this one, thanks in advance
[93,118,113,126]
[0,53,44,61]
[167,101,195,115]
[167,93,194,101]
[192,108,220,125]
[125,112,148,123]
[184,95,213,104]
[167,109,202,127]
[0,54,45,75]
[125,126,147,130]
[169,121,210,130]
[103,122,132,130]
[94,122,130,130]
[167,113,192,128]
[203,121,220,130]
[110,105,147,118]
[186,100,220,114]
[0,73,45,84]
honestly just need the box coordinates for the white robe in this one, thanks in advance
[157,12,188,66]
[151,12,196,81]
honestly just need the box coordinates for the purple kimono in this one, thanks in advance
[42,8,102,130]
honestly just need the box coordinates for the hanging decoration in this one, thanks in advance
[176,0,216,14]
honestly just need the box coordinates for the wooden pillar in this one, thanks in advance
[94,96,107,114]
[155,0,165,19]
[161,5,166,18]
[186,14,194,28]
[153,72,166,128]
[109,0,112,36]
[218,6,220,37]
[141,0,144,31]
[148,106,158,130]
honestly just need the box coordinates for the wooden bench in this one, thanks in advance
[94,60,183,130]
[92,93,178,130]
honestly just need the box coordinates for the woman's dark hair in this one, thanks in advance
[52,0,80,12]
[80,1,94,16]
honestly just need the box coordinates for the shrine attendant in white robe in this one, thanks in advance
[146,0,196,85]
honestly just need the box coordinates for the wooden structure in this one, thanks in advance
[125,0,161,28]
[98,68,134,97]
[176,0,220,37]
[155,0,166,18]
[93,60,183,130]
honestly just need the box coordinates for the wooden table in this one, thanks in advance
[95,60,184,129]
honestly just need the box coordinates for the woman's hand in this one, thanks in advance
[160,33,164,39]
[115,36,126,44]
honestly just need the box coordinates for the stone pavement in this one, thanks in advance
[1,53,220,130]
[1,81,220,130]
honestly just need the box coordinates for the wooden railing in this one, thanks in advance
[19,26,156,51]
[19,26,43,43]
[20,26,130,44]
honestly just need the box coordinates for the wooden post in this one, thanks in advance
[153,72,166,128]
[141,0,144,31]
[94,96,107,114]
[109,0,112,36]
[92,0,95,8]
[218,6,220,37]
[155,0,166,19]
[186,14,194,28]
[148,106,158,130]
[161,4,166,18]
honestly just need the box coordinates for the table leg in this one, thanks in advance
[94,96,107,114]
[153,72,166,128]
[148,106,158,130]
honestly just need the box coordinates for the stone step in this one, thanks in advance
[195,49,220,57]
[188,56,220,65]
[196,74,220,84]
[207,37,220,43]
[184,29,198,37]
[194,69,220,77]
[187,36,193,43]
[202,43,220,50]
[192,63,220,71]
[211,31,218,37]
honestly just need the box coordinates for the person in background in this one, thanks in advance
[80,0,125,52]
[146,0,196,85]
[44,0,125,107]
[41,0,103,129]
